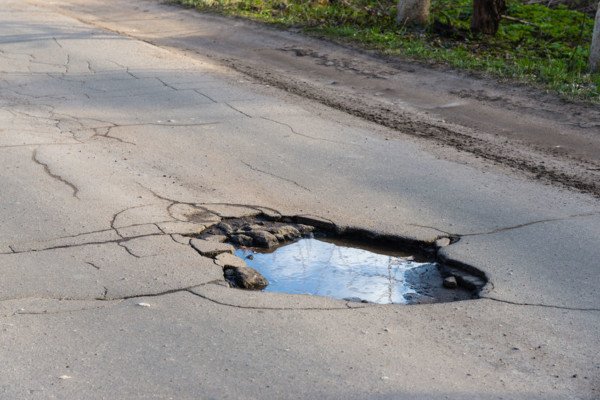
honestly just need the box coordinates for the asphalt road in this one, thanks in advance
[0,0,598,398]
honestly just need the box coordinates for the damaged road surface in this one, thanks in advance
[0,0,599,399]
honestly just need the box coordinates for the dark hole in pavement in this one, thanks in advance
[195,215,485,305]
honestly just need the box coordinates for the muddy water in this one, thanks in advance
[235,238,473,304]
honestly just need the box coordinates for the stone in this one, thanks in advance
[190,238,234,258]
[270,225,301,240]
[229,234,253,247]
[216,222,234,235]
[224,266,269,290]
[443,276,458,289]
[214,253,247,269]
[435,237,451,248]
[247,230,278,248]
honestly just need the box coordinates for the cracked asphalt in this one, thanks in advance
[1,0,599,398]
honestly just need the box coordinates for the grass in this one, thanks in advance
[176,0,600,101]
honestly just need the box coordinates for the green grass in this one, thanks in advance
[176,0,600,101]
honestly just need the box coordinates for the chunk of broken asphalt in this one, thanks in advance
[229,234,253,246]
[190,238,234,258]
[224,266,269,290]
[214,252,248,269]
[246,230,278,248]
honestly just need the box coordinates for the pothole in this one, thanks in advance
[191,214,486,305]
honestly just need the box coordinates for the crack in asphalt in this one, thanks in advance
[31,148,80,199]
[260,116,355,146]
[241,161,311,192]
[482,296,600,312]
[109,60,139,79]
[193,89,217,103]
[110,204,155,238]
[224,102,252,118]
[117,241,142,258]
[85,261,101,270]
[4,232,166,255]
[89,122,219,145]
[194,202,283,220]
[184,287,359,311]
[0,142,82,149]
[92,126,135,145]
[52,37,64,49]
[6,301,124,317]
[155,76,178,91]
[409,211,600,239]
[459,211,600,237]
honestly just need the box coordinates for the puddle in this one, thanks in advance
[235,237,475,304]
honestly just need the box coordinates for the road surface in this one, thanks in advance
[0,0,598,398]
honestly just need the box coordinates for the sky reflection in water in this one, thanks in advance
[235,238,437,304]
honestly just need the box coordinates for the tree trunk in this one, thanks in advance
[471,0,506,35]
[590,3,600,72]
[397,0,431,26]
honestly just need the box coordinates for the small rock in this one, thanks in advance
[443,276,458,289]
[136,302,151,307]
[59,375,72,380]
[270,225,301,240]
[225,266,269,290]
[229,234,253,247]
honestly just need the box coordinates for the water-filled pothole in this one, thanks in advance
[194,215,485,305]
[235,238,474,304]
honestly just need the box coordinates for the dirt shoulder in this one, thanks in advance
[35,0,600,196]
